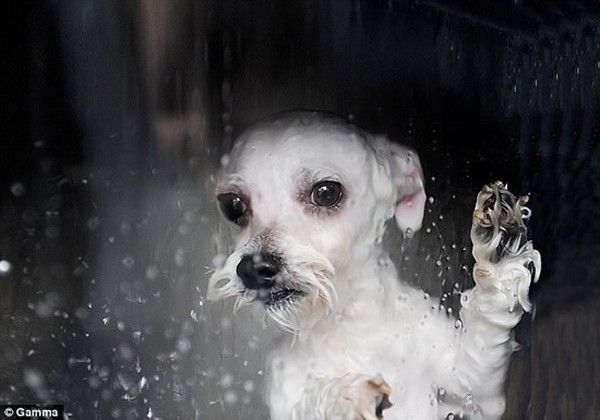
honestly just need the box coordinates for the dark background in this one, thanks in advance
[1,1,600,419]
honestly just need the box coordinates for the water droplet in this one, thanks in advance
[219,373,234,388]
[145,266,158,280]
[224,390,238,405]
[45,225,60,239]
[221,317,232,329]
[190,310,198,322]
[10,183,25,196]
[174,248,185,266]
[118,343,134,361]
[23,368,44,389]
[0,260,13,276]
[121,256,134,269]
[463,392,474,407]
[220,154,231,167]
[243,380,255,393]
[176,338,191,354]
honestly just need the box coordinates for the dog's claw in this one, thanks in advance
[367,375,392,395]
[366,376,392,419]
[327,374,392,420]
[374,393,392,418]
[472,209,486,221]
[361,411,379,420]
[475,267,491,277]
[517,195,529,206]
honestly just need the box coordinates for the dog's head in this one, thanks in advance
[207,112,425,333]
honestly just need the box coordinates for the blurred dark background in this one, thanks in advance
[1,1,600,419]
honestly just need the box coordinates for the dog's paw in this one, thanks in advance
[324,374,392,420]
[469,181,541,311]
[471,181,531,263]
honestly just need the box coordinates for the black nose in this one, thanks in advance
[236,253,281,290]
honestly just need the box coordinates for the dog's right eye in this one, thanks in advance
[311,181,343,208]
[217,193,249,225]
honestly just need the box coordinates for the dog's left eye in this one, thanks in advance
[311,181,343,207]
[217,193,249,225]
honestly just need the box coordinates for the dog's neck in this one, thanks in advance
[295,259,404,346]
[340,246,401,302]
[300,243,405,339]
[334,213,400,293]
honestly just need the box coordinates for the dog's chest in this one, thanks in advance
[282,298,455,417]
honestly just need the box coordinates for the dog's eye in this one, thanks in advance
[217,193,249,225]
[311,181,343,207]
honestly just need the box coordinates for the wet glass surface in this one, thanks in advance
[2,1,600,419]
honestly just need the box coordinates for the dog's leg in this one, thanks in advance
[444,182,541,419]
[290,373,392,420]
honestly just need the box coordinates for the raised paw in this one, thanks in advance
[324,374,392,420]
[471,181,531,264]
[469,181,541,311]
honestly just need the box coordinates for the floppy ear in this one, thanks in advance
[385,141,427,233]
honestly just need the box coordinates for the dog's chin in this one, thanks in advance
[248,286,306,334]
[264,290,335,336]
[262,287,304,307]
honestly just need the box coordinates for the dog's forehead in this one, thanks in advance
[224,114,372,178]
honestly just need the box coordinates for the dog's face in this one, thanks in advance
[207,112,426,333]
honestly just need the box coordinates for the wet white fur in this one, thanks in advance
[207,112,541,419]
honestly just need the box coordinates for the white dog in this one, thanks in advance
[207,111,541,419]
